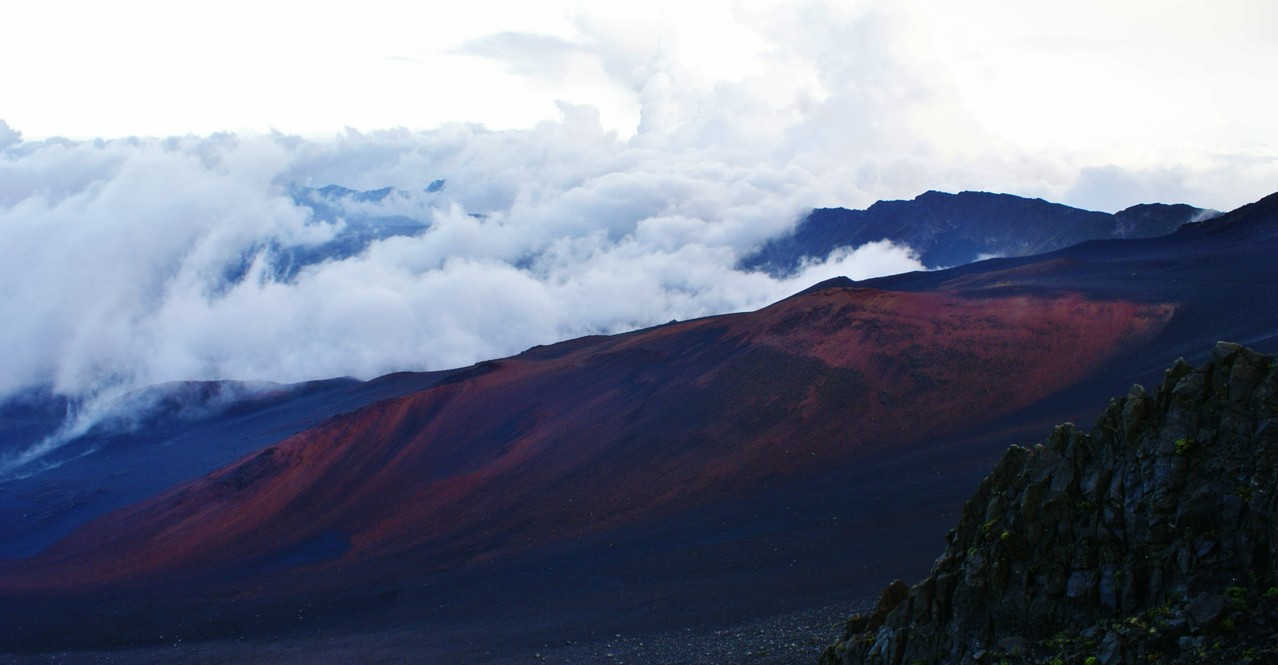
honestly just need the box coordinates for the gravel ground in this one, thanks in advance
[526,602,868,665]
[3,601,870,665]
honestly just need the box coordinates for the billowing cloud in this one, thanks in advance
[0,119,923,412]
[0,120,20,149]
[1,0,1276,438]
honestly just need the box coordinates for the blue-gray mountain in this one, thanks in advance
[219,183,449,287]
[240,184,434,283]
[745,190,1218,273]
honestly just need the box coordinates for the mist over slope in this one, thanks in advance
[0,107,1266,415]
[0,124,927,410]
[3,1,1276,414]
[0,163,1215,480]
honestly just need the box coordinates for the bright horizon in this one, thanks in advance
[4,1,1276,211]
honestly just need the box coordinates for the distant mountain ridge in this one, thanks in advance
[745,190,1218,273]
[822,342,1278,664]
[245,187,1219,288]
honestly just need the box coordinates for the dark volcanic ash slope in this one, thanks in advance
[0,371,461,560]
[1,290,1170,594]
[0,287,1173,652]
[822,342,1278,665]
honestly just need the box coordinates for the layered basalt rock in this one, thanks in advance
[823,342,1278,664]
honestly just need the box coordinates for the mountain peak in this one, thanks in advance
[793,275,856,296]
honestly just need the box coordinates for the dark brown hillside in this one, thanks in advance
[2,289,1169,597]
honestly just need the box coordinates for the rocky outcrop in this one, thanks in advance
[822,342,1278,664]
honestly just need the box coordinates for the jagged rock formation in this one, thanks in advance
[822,342,1278,664]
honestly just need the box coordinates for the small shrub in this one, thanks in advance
[1174,438,1194,456]
[1264,586,1278,599]
[1085,656,1100,665]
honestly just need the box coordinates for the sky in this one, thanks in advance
[1,0,1277,436]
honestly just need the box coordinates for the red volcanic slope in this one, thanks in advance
[4,286,1173,597]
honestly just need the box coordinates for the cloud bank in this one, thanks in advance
[0,120,922,407]
[2,2,1275,420]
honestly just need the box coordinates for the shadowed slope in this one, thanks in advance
[0,370,462,560]
[3,289,1171,599]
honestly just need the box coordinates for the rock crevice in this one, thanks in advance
[822,342,1278,664]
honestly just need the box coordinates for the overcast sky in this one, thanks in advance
[2,0,1276,446]
[4,0,1274,209]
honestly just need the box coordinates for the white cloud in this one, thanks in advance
[0,119,928,412]
[0,0,1275,434]
[0,121,20,149]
